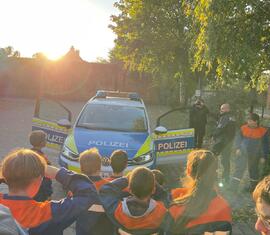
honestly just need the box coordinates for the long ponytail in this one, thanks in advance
[171,150,218,233]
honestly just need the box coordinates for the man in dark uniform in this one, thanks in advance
[189,98,209,148]
[212,103,236,183]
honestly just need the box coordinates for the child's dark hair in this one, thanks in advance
[29,130,47,147]
[79,148,101,176]
[129,167,154,199]
[110,150,128,174]
[249,113,260,125]
[1,149,46,190]
[152,169,165,185]
[172,150,218,232]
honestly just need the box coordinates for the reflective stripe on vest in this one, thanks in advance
[169,196,232,229]
[114,201,167,230]
[0,194,52,229]
[241,125,267,139]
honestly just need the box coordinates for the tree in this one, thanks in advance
[32,52,48,60]
[0,46,20,58]
[183,0,270,91]
[110,0,197,105]
[95,57,109,63]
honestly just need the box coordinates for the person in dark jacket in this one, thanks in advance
[189,98,209,148]
[212,103,236,183]
[231,113,269,191]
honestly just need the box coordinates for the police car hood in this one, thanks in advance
[74,127,148,159]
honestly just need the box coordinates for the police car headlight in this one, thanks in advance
[62,146,79,160]
[132,153,153,165]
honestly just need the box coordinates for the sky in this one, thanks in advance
[0,0,119,62]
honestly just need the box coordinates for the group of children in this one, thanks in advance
[0,130,233,235]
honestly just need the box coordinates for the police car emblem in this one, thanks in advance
[101,157,111,166]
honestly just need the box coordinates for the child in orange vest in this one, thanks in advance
[0,148,99,235]
[100,167,168,235]
[76,147,113,235]
[232,113,269,191]
[169,150,232,234]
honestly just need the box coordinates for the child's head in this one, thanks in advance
[172,150,218,231]
[110,150,128,175]
[79,148,101,176]
[253,176,270,234]
[152,169,165,186]
[129,167,155,200]
[1,149,46,197]
[186,149,217,185]
[29,130,47,149]
[248,113,260,127]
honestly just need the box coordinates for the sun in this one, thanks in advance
[0,0,116,61]
[43,50,65,61]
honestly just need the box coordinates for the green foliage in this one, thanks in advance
[32,52,48,60]
[110,0,197,105]
[0,46,20,58]
[184,0,270,91]
[110,0,270,105]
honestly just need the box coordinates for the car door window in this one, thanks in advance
[36,99,71,122]
[157,108,189,130]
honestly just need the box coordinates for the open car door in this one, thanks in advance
[32,97,72,150]
[153,107,195,165]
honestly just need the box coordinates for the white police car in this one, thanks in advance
[32,90,194,176]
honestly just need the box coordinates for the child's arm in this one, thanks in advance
[99,177,129,213]
[29,167,100,234]
[44,165,59,179]
[152,183,169,207]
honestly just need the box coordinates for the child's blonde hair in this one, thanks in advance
[1,149,46,190]
[79,148,101,176]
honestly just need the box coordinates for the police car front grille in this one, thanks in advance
[127,159,135,166]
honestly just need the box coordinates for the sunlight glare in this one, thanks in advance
[0,0,117,61]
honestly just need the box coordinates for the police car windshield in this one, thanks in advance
[77,104,148,132]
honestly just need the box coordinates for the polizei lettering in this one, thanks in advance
[157,141,187,151]
[88,140,129,148]
[46,133,65,144]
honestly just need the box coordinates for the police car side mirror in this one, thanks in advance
[154,126,167,135]
[57,119,72,129]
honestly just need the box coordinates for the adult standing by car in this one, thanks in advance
[189,98,209,148]
[212,103,236,184]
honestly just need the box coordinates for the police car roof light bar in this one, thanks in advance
[95,90,141,101]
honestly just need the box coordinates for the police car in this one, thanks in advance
[32,90,194,176]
